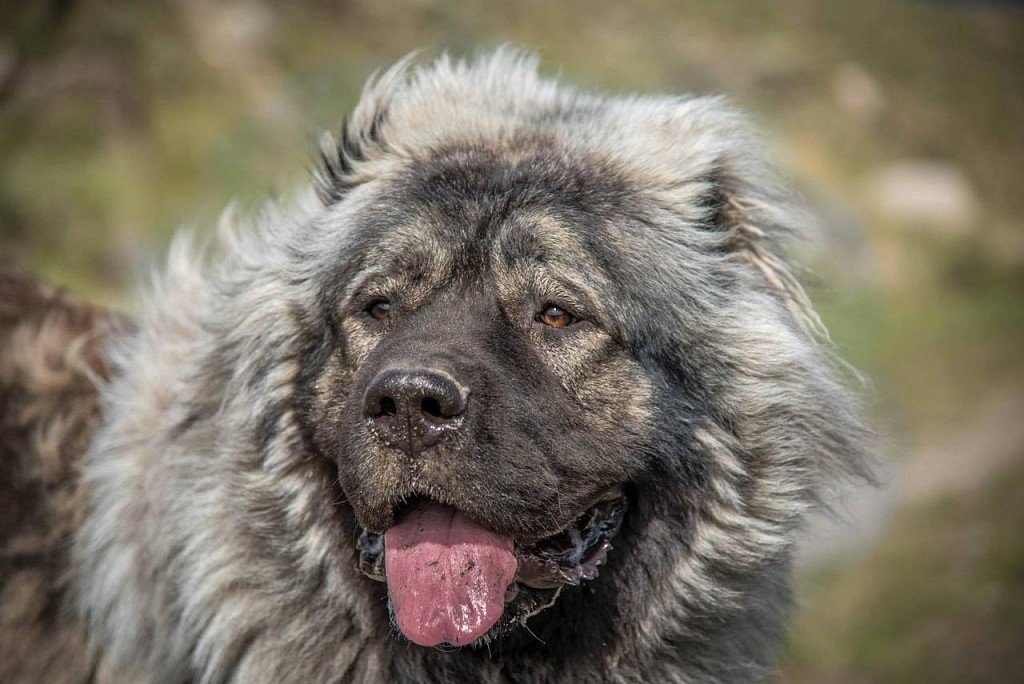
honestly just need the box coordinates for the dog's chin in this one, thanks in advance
[353,488,628,648]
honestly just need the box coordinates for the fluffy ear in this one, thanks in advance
[313,55,419,205]
[313,109,391,205]
[658,100,828,338]
[711,162,826,337]
[313,123,369,205]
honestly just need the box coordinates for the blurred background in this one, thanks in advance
[1,1,1022,680]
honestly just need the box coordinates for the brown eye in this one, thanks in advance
[539,304,575,329]
[366,299,391,320]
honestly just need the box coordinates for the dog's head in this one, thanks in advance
[288,52,871,649]
[303,142,656,645]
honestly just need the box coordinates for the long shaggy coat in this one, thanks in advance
[0,51,870,683]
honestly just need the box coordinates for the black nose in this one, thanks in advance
[362,368,468,453]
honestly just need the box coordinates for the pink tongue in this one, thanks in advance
[384,499,518,647]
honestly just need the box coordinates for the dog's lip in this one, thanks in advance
[353,486,627,591]
[513,489,626,589]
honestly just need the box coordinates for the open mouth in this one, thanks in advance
[354,487,627,647]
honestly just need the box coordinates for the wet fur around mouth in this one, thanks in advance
[2,49,873,683]
[356,490,628,646]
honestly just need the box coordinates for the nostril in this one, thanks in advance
[421,397,443,419]
[378,397,397,417]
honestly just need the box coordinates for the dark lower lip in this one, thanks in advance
[513,490,627,589]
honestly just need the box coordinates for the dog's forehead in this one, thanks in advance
[355,146,630,280]
[351,201,613,313]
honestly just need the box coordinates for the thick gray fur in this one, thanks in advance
[62,49,872,683]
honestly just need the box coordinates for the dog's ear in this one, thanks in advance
[709,161,825,337]
[313,122,373,205]
[630,98,824,335]
[314,107,391,205]
[673,104,826,338]
[313,55,418,205]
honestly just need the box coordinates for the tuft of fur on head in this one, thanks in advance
[67,50,872,683]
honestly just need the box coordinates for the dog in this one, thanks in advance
[0,50,871,682]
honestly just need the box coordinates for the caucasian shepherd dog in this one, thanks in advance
[0,50,871,683]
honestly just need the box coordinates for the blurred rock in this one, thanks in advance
[187,0,273,72]
[990,220,1024,267]
[832,62,884,123]
[867,160,978,234]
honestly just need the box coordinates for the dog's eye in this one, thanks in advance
[366,299,391,321]
[538,304,575,329]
